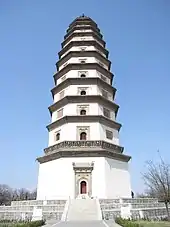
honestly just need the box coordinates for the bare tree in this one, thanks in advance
[136,193,149,198]
[142,158,170,219]
[12,189,19,201]
[0,184,12,205]
[0,185,37,204]
[18,188,29,200]
[30,189,37,200]
[13,188,37,201]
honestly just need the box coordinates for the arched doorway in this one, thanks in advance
[80,181,87,194]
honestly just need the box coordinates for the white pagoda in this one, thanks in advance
[36,15,132,200]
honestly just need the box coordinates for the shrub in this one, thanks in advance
[0,220,45,227]
[28,220,45,227]
[115,217,143,227]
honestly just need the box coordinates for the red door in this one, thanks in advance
[80,181,87,194]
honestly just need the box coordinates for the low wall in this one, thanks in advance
[0,200,66,221]
[99,198,169,220]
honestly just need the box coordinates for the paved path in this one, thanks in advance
[46,220,121,227]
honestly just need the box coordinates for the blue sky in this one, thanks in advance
[0,0,170,194]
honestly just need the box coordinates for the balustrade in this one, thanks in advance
[44,140,123,154]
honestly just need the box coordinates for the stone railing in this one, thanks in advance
[11,200,43,206]
[121,198,158,204]
[99,198,159,205]
[100,203,121,209]
[100,199,120,204]
[0,205,65,212]
[131,203,165,209]
[0,206,34,211]
[11,200,66,206]
[44,140,123,154]
[46,200,66,205]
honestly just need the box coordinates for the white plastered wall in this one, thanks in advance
[49,122,100,146]
[58,56,108,71]
[53,85,113,103]
[36,157,106,200]
[51,103,99,122]
[63,36,104,48]
[61,46,106,58]
[36,156,131,200]
[99,124,119,145]
[48,122,101,146]
[104,158,131,198]
[48,122,119,147]
[53,84,101,102]
[56,69,110,85]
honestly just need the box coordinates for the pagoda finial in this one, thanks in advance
[82,13,85,17]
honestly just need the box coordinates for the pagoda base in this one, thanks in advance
[36,156,131,200]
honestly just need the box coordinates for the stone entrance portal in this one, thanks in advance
[72,162,94,198]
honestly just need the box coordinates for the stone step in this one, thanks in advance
[66,199,100,221]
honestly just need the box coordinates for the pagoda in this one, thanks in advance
[36,15,131,200]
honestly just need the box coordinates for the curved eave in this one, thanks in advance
[62,32,105,48]
[69,16,98,26]
[54,63,113,84]
[51,77,116,99]
[48,95,119,116]
[37,150,131,164]
[58,40,109,59]
[67,24,100,36]
[46,115,121,132]
[67,20,98,33]
[64,26,102,40]
[56,51,111,71]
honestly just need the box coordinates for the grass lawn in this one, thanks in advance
[135,221,170,227]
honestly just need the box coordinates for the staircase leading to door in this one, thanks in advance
[65,198,102,221]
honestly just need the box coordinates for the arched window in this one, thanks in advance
[80,74,86,78]
[56,133,60,141]
[80,109,86,115]
[80,132,87,140]
[80,90,86,95]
